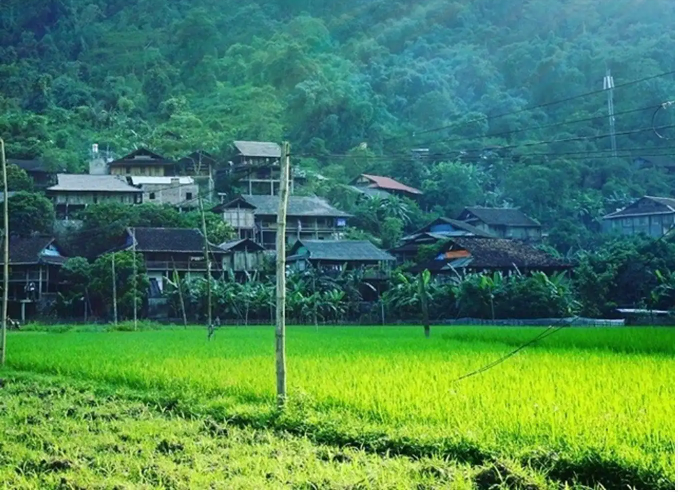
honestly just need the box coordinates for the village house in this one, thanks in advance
[390,217,493,264]
[602,196,675,238]
[229,141,296,195]
[129,176,199,209]
[349,174,422,199]
[115,227,227,317]
[457,207,542,240]
[47,174,143,219]
[409,237,570,278]
[8,158,64,188]
[219,238,266,274]
[287,239,395,279]
[108,148,177,177]
[213,195,352,250]
[0,236,67,321]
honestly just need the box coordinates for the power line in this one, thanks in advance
[293,143,675,161]
[652,101,675,140]
[403,70,675,140]
[453,317,579,383]
[412,102,664,149]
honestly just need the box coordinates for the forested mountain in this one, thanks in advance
[0,0,675,249]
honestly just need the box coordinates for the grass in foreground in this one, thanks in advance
[2,325,675,489]
[0,375,495,489]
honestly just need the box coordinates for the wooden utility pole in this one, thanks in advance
[172,257,187,328]
[132,228,138,330]
[418,271,430,338]
[275,141,291,407]
[199,197,212,328]
[1,138,9,366]
[111,253,118,324]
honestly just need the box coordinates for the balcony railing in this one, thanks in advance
[1,272,42,282]
[145,261,222,271]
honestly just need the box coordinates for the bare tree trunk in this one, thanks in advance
[275,142,291,408]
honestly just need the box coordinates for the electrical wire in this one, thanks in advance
[652,101,675,140]
[453,317,579,383]
[396,70,675,141]
[412,102,666,149]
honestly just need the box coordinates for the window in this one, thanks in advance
[125,166,131,174]
[622,218,633,227]
[149,192,156,200]
[186,192,193,201]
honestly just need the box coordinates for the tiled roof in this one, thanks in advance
[219,238,264,251]
[7,159,64,173]
[412,237,568,271]
[358,174,422,195]
[48,174,142,193]
[288,240,395,262]
[1,236,67,265]
[109,148,175,167]
[404,217,494,240]
[648,196,676,208]
[233,141,281,158]
[603,196,675,219]
[129,228,221,253]
[241,195,352,218]
[349,185,392,199]
[459,207,540,227]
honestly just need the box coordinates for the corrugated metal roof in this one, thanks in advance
[130,176,194,185]
[49,174,142,193]
[289,240,395,262]
[0,192,18,202]
[234,141,282,158]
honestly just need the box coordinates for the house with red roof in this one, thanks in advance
[349,174,422,199]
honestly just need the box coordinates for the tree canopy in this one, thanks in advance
[0,0,674,247]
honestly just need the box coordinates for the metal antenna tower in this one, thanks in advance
[603,70,617,159]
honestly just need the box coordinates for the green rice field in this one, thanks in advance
[0,325,675,489]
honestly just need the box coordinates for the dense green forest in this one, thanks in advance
[0,0,675,250]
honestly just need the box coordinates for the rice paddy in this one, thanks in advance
[0,325,674,489]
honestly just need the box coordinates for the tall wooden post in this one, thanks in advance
[199,197,212,327]
[1,138,9,366]
[111,253,118,324]
[275,141,291,407]
[172,257,187,328]
[132,228,138,330]
[418,271,430,338]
